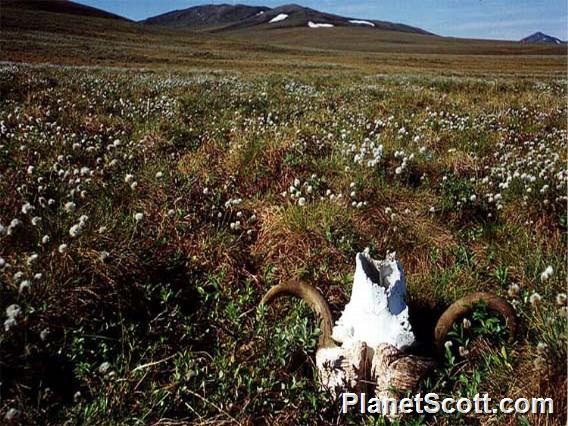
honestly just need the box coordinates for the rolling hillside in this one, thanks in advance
[222,25,567,57]
[143,3,433,35]
[0,2,566,76]
[0,0,130,21]
[140,3,567,58]
[142,4,269,29]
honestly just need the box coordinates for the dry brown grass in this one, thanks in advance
[253,203,353,283]
[223,137,295,195]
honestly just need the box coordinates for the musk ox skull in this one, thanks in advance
[260,251,516,406]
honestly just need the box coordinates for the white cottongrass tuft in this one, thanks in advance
[98,361,111,375]
[19,280,31,293]
[507,283,520,298]
[536,342,548,354]
[6,219,22,235]
[529,292,542,308]
[6,304,21,319]
[4,408,19,421]
[69,224,83,238]
[64,201,76,213]
[540,265,554,281]
[22,202,34,214]
[40,328,49,341]
[26,253,38,265]
[4,304,22,331]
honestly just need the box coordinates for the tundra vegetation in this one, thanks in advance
[0,64,566,425]
[0,6,567,426]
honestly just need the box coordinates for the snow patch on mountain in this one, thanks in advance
[269,13,288,23]
[308,21,334,28]
[349,20,375,27]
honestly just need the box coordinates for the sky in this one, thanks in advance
[77,0,568,41]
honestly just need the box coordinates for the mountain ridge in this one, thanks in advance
[142,4,270,28]
[521,32,564,44]
[141,3,434,35]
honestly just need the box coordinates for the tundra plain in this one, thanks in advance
[0,4,567,425]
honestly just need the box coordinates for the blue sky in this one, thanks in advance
[78,0,567,40]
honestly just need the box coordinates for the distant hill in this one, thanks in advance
[2,0,565,72]
[142,4,269,29]
[521,32,563,44]
[142,3,433,35]
[1,0,129,21]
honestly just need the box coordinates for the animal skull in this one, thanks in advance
[260,251,516,411]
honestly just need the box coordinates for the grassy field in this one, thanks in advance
[1,6,567,76]
[0,5,567,426]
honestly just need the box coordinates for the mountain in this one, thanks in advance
[1,0,129,21]
[521,32,563,44]
[142,4,269,29]
[142,3,433,35]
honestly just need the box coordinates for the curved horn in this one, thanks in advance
[434,292,517,353]
[260,280,336,348]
